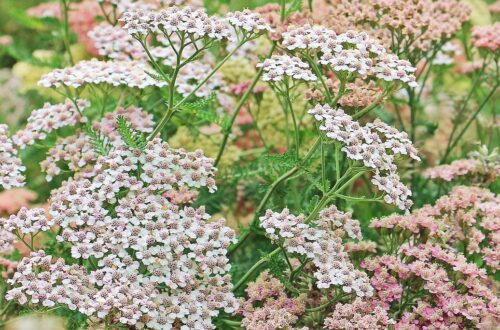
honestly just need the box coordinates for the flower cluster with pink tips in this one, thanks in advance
[237,271,306,329]
[371,186,500,272]
[6,139,239,329]
[41,106,155,181]
[12,99,89,148]
[256,55,317,82]
[260,206,372,297]
[0,124,25,189]
[309,104,420,210]
[282,27,418,87]
[39,59,167,89]
[472,23,500,52]
[362,243,499,329]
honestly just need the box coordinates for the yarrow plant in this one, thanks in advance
[0,0,498,329]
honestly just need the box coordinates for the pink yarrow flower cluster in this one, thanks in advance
[226,9,273,33]
[323,0,470,52]
[471,23,500,52]
[260,206,372,296]
[0,124,25,189]
[362,243,499,329]
[237,271,306,330]
[6,139,238,329]
[176,62,225,98]
[324,298,394,329]
[371,186,500,271]
[120,6,233,39]
[2,207,52,235]
[309,104,420,210]
[424,159,479,181]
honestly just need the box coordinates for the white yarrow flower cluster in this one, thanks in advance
[176,62,225,98]
[260,206,372,297]
[7,139,238,329]
[0,124,25,189]
[3,207,53,234]
[120,6,232,40]
[41,106,155,181]
[39,59,167,89]
[12,99,89,148]
[256,55,317,82]
[282,26,417,87]
[309,104,420,210]
[226,9,272,33]
[88,23,146,60]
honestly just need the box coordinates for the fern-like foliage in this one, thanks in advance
[116,116,148,150]
[83,124,111,156]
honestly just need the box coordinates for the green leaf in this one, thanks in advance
[286,0,304,16]
[116,116,148,150]
[83,124,111,156]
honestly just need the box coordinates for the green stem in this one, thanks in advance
[321,139,327,192]
[214,43,277,166]
[148,39,247,140]
[352,89,388,120]
[441,82,499,163]
[60,0,74,65]
[227,137,321,256]
[232,248,280,292]
[306,294,344,312]
[284,82,300,159]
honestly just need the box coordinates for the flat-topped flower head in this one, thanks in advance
[281,24,337,50]
[323,0,470,52]
[39,59,167,89]
[0,124,25,189]
[88,23,146,60]
[238,271,306,329]
[308,104,419,211]
[41,106,155,181]
[226,9,272,34]
[260,207,372,297]
[12,99,89,149]
[282,26,418,87]
[3,207,52,235]
[7,138,238,329]
[472,23,500,52]
[121,6,232,40]
[257,55,317,82]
